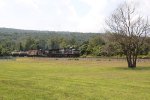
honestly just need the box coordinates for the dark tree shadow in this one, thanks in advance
[115,66,150,71]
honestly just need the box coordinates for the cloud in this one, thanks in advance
[0,0,149,32]
[76,0,124,32]
[15,0,39,10]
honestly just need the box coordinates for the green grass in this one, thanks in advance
[0,58,150,100]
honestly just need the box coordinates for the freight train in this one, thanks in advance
[11,48,80,57]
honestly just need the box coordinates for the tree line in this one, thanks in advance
[0,29,150,58]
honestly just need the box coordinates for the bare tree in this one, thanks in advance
[106,2,150,68]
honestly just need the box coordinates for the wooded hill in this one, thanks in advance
[0,28,149,57]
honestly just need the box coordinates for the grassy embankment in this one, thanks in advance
[0,58,150,100]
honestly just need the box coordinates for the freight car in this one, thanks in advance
[11,51,27,57]
[48,48,80,57]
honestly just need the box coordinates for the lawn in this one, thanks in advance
[0,58,150,100]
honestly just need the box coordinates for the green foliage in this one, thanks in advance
[0,40,13,56]
[0,28,149,57]
[92,46,101,56]
[79,36,105,56]
[25,38,36,50]
[0,45,2,56]
[79,41,89,55]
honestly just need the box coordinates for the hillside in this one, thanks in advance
[0,27,100,34]
[0,27,105,43]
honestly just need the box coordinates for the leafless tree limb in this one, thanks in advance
[106,2,150,68]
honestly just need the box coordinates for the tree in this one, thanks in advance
[36,39,46,50]
[47,38,60,49]
[101,43,117,57]
[19,42,24,51]
[106,2,150,68]
[87,36,105,56]
[25,38,36,50]
[59,38,69,48]
[79,41,89,55]
[0,45,2,56]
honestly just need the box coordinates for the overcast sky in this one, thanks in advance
[0,0,149,32]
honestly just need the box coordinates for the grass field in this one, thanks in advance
[0,58,150,100]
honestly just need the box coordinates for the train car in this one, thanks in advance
[48,48,80,57]
[27,49,46,57]
[11,51,27,57]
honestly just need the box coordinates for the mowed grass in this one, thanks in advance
[0,58,150,100]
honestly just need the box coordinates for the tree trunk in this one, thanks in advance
[127,60,136,68]
[126,54,137,68]
[128,62,136,68]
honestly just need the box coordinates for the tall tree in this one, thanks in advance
[106,2,150,68]
[19,42,24,51]
[25,38,36,50]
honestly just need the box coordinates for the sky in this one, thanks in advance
[0,0,149,33]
